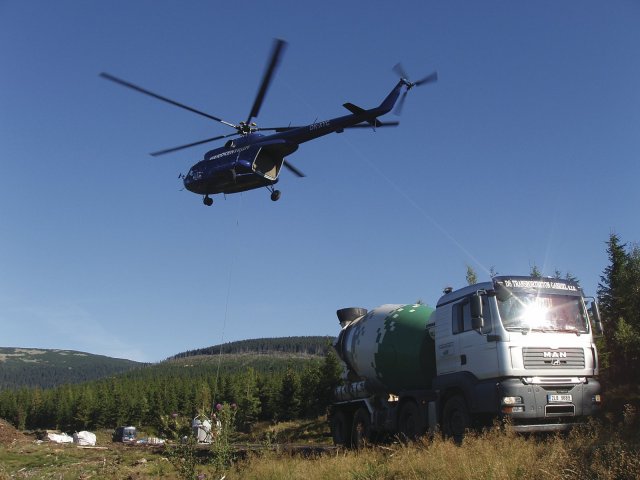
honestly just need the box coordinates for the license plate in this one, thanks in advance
[548,394,572,403]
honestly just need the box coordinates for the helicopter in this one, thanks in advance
[101,39,437,206]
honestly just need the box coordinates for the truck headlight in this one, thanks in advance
[502,396,524,413]
[592,394,602,405]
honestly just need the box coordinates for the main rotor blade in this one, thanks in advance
[346,120,400,128]
[246,39,287,124]
[100,72,237,129]
[415,71,438,86]
[283,160,305,177]
[254,126,299,132]
[150,133,238,157]
[258,120,400,132]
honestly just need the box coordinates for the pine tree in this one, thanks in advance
[236,367,261,432]
[299,364,321,418]
[598,233,628,328]
[72,388,94,430]
[530,265,542,278]
[277,368,301,421]
[194,382,212,416]
[40,391,58,428]
[27,388,44,429]
[55,387,73,431]
[129,393,150,427]
[466,265,478,285]
[564,272,580,286]
[553,270,580,285]
[317,348,343,414]
[597,233,640,384]
[257,376,280,421]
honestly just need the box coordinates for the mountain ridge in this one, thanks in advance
[0,336,336,390]
[0,347,144,390]
[168,335,334,360]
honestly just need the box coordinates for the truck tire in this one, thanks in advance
[331,410,352,447]
[442,395,470,443]
[398,400,421,441]
[351,408,371,449]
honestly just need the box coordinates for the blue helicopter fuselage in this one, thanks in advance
[183,133,299,195]
[183,79,406,196]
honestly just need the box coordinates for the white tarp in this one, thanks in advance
[47,432,74,443]
[73,431,97,446]
[192,417,212,444]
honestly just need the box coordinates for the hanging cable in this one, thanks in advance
[213,194,243,402]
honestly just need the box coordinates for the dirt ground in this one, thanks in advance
[0,419,29,446]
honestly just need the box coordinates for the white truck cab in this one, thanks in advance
[431,276,602,433]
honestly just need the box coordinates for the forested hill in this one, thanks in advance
[0,337,335,390]
[0,348,143,390]
[170,336,334,360]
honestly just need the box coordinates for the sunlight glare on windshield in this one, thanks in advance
[520,299,550,329]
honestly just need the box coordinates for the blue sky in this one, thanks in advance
[1,1,638,362]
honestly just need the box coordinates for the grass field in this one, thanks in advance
[1,408,639,480]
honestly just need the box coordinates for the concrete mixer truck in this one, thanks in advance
[329,275,603,446]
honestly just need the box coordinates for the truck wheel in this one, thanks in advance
[331,410,352,447]
[442,395,470,443]
[398,401,421,441]
[351,408,371,449]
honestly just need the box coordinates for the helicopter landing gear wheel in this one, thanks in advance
[203,195,213,206]
[270,189,281,202]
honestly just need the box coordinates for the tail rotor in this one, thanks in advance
[392,63,438,115]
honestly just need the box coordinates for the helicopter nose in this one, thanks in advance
[182,171,194,188]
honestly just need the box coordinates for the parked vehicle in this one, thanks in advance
[329,275,603,446]
[112,426,137,443]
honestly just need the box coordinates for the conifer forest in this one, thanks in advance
[1,233,639,436]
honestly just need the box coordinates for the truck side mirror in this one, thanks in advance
[470,294,484,330]
[590,301,604,335]
[495,284,511,302]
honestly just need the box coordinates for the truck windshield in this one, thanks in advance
[497,293,589,333]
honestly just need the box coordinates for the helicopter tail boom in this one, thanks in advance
[377,80,406,115]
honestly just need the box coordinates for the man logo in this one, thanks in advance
[543,351,567,358]
[551,358,562,366]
